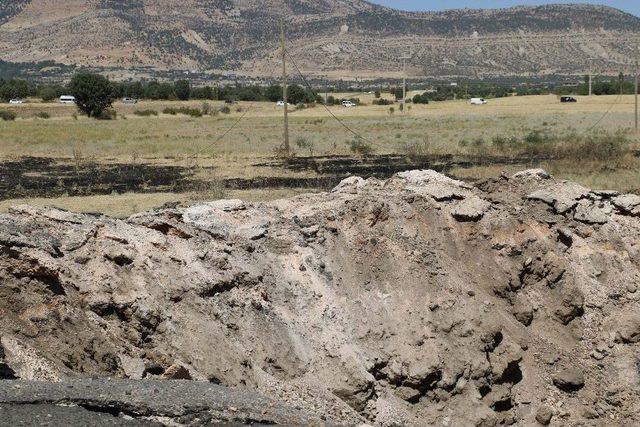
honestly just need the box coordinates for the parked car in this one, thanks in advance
[122,97,138,104]
[342,100,356,108]
[9,99,24,104]
[470,98,487,105]
[59,95,76,104]
[560,96,577,103]
[276,101,291,107]
[224,99,237,105]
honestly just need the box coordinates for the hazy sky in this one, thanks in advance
[368,1,639,16]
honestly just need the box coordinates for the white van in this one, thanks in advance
[59,95,76,104]
[470,98,487,105]
[342,100,356,108]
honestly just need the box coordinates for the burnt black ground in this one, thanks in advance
[0,155,542,201]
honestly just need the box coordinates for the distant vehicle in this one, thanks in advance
[342,100,356,107]
[224,99,237,104]
[560,96,577,103]
[59,95,76,104]
[470,98,487,105]
[9,99,24,104]
[276,101,291,107]
[122,97,138,104]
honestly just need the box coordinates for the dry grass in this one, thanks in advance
[1,94,640,214]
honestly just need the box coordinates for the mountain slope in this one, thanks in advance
[0,1,638,78]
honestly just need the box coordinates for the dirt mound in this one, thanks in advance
[1,169,639,426]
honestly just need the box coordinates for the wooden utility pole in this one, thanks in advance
[281,20,290,155]
[589,59,593,97]
[635,59,638,132]
[401,49,411,112]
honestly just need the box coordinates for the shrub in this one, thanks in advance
[373,98,392,106]
[174,80,191,101]
[95,108,117,120]
[162,107,201,117]
[374,90,381,99]
[295,137,315,156]
[35,112,50,119]
[0,110,16,121]
[134,109,158,117]
[219,106,231,114]
[389,107,395,115]
[201,102,211,115]
[402,139,431,158]
[412,93,430,104]
[347,138,374,156]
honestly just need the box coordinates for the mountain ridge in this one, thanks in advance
[0,1,638,78]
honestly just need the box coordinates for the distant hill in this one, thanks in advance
[0,1,638,78]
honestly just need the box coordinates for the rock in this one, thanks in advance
[573,201,609,225]
[615,315,640,344]
[119,355,145,380]
[612,194,640,214]
[162,364,193,380]
[535,406,553,425]
[528,182,590,214]
[333,176,367,193]
[451,196,490,222]
[511,169,552,180]
[554,288,584,325]
[553,368,585,392]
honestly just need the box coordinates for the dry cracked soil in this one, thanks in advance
[1,169,639,426]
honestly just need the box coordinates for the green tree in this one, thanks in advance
[174,80,191,100]
[69,73,114,118]
[39,86,59,102]
[265,85,282,102]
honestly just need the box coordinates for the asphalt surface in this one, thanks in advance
[0,379,322,426]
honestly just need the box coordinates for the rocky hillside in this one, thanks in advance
[1,169,640,425]
[0,1,638,77]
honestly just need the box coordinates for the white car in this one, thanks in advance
[342,100,356,107]
[122,97,138,104]
[276,101,291,107]
[9,99,24,104]
[470,98,488,105]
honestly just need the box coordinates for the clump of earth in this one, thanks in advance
[1,169,639,426]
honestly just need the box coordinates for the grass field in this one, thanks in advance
[1,94,639,216]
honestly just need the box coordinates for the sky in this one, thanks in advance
[368,1,639,16]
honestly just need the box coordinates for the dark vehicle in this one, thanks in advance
[560,96,577,103]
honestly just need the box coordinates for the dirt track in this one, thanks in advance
[1,169,639,426]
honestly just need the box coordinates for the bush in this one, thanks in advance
[389,107,395,115]
[372,98,392,106]
[201,102,211,115]
[0,110,16,121]
[412,93,430,104]
[134,109,158,117]
[95,108,117,120]
[35,112,50,119]
[162,107,201,117]
[347,138,374,156]
[174,80,191,101]
[219,106,231,114]
[295,137,315,156]
[402,139,431,158]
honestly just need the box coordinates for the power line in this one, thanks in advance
[285,51,376,146]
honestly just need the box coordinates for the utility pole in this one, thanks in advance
[401,48,411,112]
[634,56,639,133]
[280,20,290,155]
[589,58,593,97]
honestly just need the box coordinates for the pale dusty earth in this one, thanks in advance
[1,169,639,426]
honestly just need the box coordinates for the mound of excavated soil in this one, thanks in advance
[1,169,639,426]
